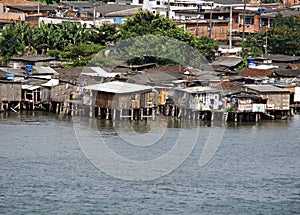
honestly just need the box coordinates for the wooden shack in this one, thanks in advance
[82,81,153,120]
[0,81,22,111]
[174,86,224,121]
[243,84,291,119]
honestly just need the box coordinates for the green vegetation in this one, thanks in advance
[240,14,300,60]
[117,9,218,64]
[0,10,219,67]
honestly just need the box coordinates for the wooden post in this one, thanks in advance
[32,92,35,110]
[224,112,228,122]
[89,105,93,118]
[112,109,116,120]
[120,109,123,120]
[98,107,101,118]
[106,108,110,120]
[172,105,175,118]
[166,105,169,116]
[156,106,160,115]
[71,104,74,116]
[56,103,59,114]
[60,102,64,114]
[140,108,144,121]
[131,108,134,121]
[152,108,155,120]
[178,108,181,118]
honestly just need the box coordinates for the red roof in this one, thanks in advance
[239,68,274,77]
[288,64,300,70]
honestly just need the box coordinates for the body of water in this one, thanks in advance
[0,112,299,214]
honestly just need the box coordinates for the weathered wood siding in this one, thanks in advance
[95,92,152,109]
[261,93,290,110]
[175,90,223,111]
[237,98,253,112]
[0,82,21,101]
[50,84,75,102]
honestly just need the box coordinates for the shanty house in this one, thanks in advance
[174,86,224,111]
[243,85,290,111]
[83,81,153,109]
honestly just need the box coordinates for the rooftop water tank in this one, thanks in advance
[258,8,265,14]
[6,74,14,80]
[248,58,256,68]
[25,65,32,72]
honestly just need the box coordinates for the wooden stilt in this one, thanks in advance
[56,103,59,114]
[140,108,144,121]
[113,109,116,120]
[106,108,110,120]
[131,108,134,121]
[89,105,93,118]
[178,108,181,118]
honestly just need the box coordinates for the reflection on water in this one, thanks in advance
[0,111,299,214]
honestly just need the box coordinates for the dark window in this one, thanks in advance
[245,16,254,25]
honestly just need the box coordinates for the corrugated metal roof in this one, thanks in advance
[10,56,55,62]
[214,0,244,5]
[244,84,290,93]
[33,66,59,75]
[41,79,60,87]
[211,56,242,68]
[81,67,120,78]
[176,86,218,94]
[83,81,152,94]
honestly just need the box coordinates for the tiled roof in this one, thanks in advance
[239,68,274,77]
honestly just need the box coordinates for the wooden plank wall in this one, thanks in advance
[0,82,22,102]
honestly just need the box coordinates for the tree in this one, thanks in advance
[267,14,300,55]
[240,14,300,58]
[194,37,218,62]
[0,26,24,59]
[88,24,117,45]
[48,43,104,67]
[117,9,218,64]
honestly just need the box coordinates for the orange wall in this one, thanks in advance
[2,0,37,5]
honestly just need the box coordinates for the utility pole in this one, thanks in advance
[209,2,212,38]
[242,0,246,41]
[229,6,232,49]
[166,0,170,19]
[37,1,40,14]
[93,0,96,24]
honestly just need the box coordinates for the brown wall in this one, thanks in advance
[0,82,22,102]
[187,22,229,41]
[2,0,37,5]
